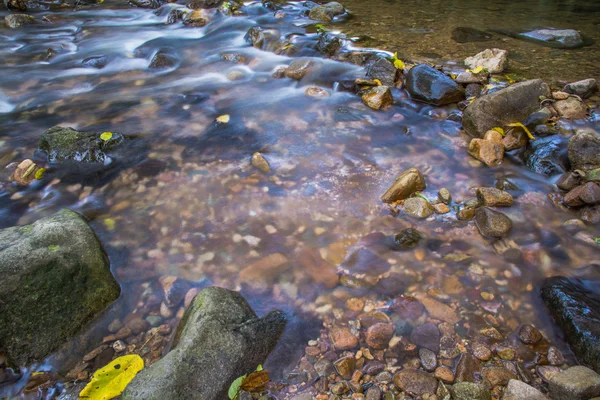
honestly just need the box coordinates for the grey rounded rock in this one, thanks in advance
[475,207,512,238]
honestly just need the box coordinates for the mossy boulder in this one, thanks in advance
[122,287,286,400]
[38,126,126,164]
[0,209,120,367]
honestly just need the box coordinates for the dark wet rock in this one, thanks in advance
[541,277,600,372]
[245,26,267,49]
[554,97,588,120]
[563,182,600,207]
[403,197,434,218]
[464,48,508,74]
[393,228,422,250]
[363,360,385,375]
[82,55,109,69]
[38,126,126,164]
[284,58,313,80]
[568,129,600,172]
[366,323,394,349]
[419,348,437,372]
[381,168,426,203]
[149,51,177,69]
[548,346,565,366]
[495,177,518,191]
[462,79,551,138]
[564,78,597,98]
[476,187,513,207]
[316,32,342,57]
[406,64,464,106]
[451,382,491,400]
[308,1,344,22]
[557,171,583,191]
[451,27,492,43]
[547,366,600,400]
[122,287,286,400]
[166,8,185,24]
[393,369,438,396]
[410,322,440,353]
[522,135,569,176]
[503,380,548,400]
[475,207,512,238]
[5,14,35,28]
[455,353,481,383]
[581,205,600,224]
[0,210,120,366]
[465,83,483,98]
[182,10,207,26]
[4,0,27,12]
[187,0,221,8]
[342,248,390,276]
[521,28,584,49]
[365,57,400,87]
[314,358,334,376]
[361,86,393,110]
[129,0,160,8]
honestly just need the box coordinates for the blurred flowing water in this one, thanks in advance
[0,0,599,397]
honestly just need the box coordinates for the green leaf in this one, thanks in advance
[34,168,46,180]
[256,365,263,371]
[100,132,113,142]
[79,355,144,400]
[595,238,600,244]
[390,52,405,70]
[228,375,246,400]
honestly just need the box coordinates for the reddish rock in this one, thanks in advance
[563,182,600,207]
[482,366,516,386]
[469,138,504,166]
[421,297,459,324]
[297,248,339,288]
[434,366,455,384]
[393,369,438,396]
[330,326,359,351]
[366,323,394,349]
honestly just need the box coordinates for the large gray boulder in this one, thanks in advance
[0,209,120,366]
[462,79,551,138]
[122,287,287,400]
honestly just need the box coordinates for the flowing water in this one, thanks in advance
[0,0,599,397]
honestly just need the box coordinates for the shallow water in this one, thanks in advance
[0,0,599,397]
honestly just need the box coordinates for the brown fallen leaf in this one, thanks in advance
[240,370,270,392]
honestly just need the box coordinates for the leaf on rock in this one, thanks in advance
[216,114,230,124]
[507,122,536,141]
[241,370,270,393]
[79,355,144,400]
[228,374,246,400]
[492,127,505,136]
[466,66,484,74]
[391,52,405,70]
[100,132,113,142]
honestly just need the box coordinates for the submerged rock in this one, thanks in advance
[0,210,120,366]
[5,14,35,28]
[393,369,438,396]
[129,0,160,8]
[284,58,313,80]
[451,27,492,43]
[361,86,393,110]
[568,129,600,171]
[462,79,551,138]
[38,126,126,164]
[475,207,512,238]
[541,277,600,373]
[563,78,597,98]
[522,135,569,176]
[403,197,434,218]
[122,287,286,400]
[316,32,342,57]
[380,168,426,203]
[405,64,464,106]
[187,0,221,8]
[149,51,177,69]
[251,152,271,173]
[464,48,508,74]
[4,0,27,12]
[476,187,513,207]
[521,28,584,49]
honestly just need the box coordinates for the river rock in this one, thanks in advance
[5,14,35,28]
[547,366,600,400]
[563,182,600,207]
[502,379,548,400]
[451,27,492,43]
[553,97,588,120]
[38,126,126,164]
[410,322,440,353]
[362,86,393,110]
[468,138,504,166]
[122,287,286,400]
[244,26,279,50]
[380,168,426,203]
[316,32,342,57]
[521,28,584,49]
[365,57,400,87]
[4,0,26,11]
[541,276,600,372]
[568,129,600,171]
[0,209,120,366]
[522,135,568,176]
[464,48,508,74]
[475,207,512,238]
[284,58,313,80]
[406,64,464,105]
[251,152,271,173]
[308,1,344,22]
[563,78,597,98]
[187,0,221,8]
[403,197,434,218]
[462,79,551,137]
[476,187,513,207]
[451,382,491,400]
[393,369,438,396]
[149,51,176,68]
[129,0,160,8]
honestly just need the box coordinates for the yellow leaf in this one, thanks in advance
[507,122,536,141]
[35,168,46,180]
[104,218,116,231]
[492,127,505,136]
[467,66,484,74]
[216,114,230,124]
[393,59,405,70]
[100,132,113,142]
[79,355,144,400]
[373,79,382,86]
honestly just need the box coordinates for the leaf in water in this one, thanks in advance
[100,132,113,142]
[228,375,246,400]
[241,370,270,393]
[492,127,505,136]
[216,114,230,124]
[104,218,116,231]
[466,66,484,74]
[595,237,600,244]
[507,122,536,141]
[79,355,144,400]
